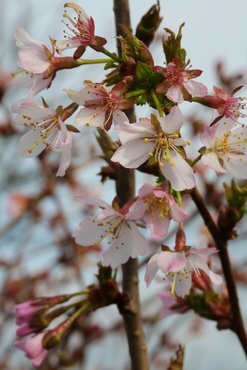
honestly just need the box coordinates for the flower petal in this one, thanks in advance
[166,86,184,104]
[75,107,105,128]
[159,106,185,134]
[111,139,153,168]
[157,251,187,273]
[145,253,160,286]
[201,152,226,173]
[184,80,207,98]
[144,211,170,239]
[114,120,155,145]
[160,150,196,191]
[74,217,112,246]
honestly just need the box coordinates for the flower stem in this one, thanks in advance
[151,90,164,117]
[75,58,114,65]
[99,46,122,62]
[191,153,202,167]
[125,89,147,98]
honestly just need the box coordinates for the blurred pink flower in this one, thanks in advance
[111,106,196,191]
[200,117,247,178]
[15,333,48,368]
[214,86,247,122]
[7,192,32,218]
[12,100,72,176]
[128,183,188,239]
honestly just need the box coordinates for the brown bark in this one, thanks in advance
[113,1,149,369]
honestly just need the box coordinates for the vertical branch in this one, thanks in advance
[191,187,247,355]
[113,1,149,369]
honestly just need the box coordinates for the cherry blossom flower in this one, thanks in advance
[214,86,247,122]
[7,192,32,218]
[55,2,106,58]
[145,248,222,297]
[200,117,247,178]
[111,106,196,191]
[12,100,72,176]
[14,28,55,97]
[65,81,132,130]
[158,290,188,317]
[73,198,149,268]
[15,333,48,368]
[128,183,188,239]
[155,61,207,104]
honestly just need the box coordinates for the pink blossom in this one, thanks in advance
[200,117,247,178]
[156,61,207,104]
[65,81,132,130]
[145,248,222,297]
[7,192,32,218]
[73,198,149,268]
[214,86,247,122]
[15,333,48,368]
[111,106,196,191]
[128,183,188,239]
[14,28,54,97]
[55,2,106,58]
[12,100,72,176]
[15,301,41,324]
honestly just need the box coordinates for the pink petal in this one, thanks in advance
[56,38,82,53]
[111,139,153,168]
[157,251,187,273]
[19,128,53,157]
[145,253,160,286]
[166,86,184,104]
[31,349,48,368]
[170,202,188,222]
[160,150,196,191]
[144,211,170,239]
[173,273,192,297]
[27,75,53,98]
[138,183,154,197]
[189,255,223,286]
[18,47,50,74]
[74,217,113,246]
[126,199,147,220]
[223,155,247,179]
[114,119,155,145]
[201,152,226,173]
[159,106,185,134]
[75,107,106,128]
[113,110,128,125]
[184,80,207,98]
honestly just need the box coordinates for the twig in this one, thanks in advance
[113,1,149,369]
[191,187,247,355]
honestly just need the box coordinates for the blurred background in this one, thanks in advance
[1,1,247,369]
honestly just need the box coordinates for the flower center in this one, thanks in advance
[143,193,170,219]
[144,132,179,167]
[225,96,247,120]
[216,129,247,156]
[26,117,58,154]
[166,65,185,86]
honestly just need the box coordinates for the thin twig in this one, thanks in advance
[191,187,247,355]
[113,1,149,369]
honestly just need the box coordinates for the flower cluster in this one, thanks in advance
[11,1,247,366]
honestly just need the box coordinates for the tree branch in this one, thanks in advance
[113,1,149,369]
[191,187,247,355]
